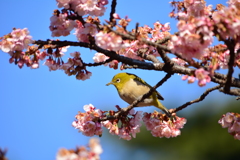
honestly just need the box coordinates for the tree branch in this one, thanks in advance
[137,48,160,63]
[173,85,223,113]
[109,0,117,23]
[219,88,240,96]
[83,58,113,67]
[33,40,240,89]
[224,39,236,92]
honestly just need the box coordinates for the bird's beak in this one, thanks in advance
[106,82,113,86]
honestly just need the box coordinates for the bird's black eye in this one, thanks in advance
[116,78,120,83]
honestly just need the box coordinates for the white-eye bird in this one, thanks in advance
[106,72,171,117]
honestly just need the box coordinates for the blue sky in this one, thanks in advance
[0,0,238,160]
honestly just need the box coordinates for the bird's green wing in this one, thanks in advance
[127,73,164,100]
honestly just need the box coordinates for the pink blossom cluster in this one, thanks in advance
[0,28,50,69]
[0,28,92,80]
[72,105,143,140]
[227,0,240,8]
[181,68,211,86]
[93,52,109,65]
[49,12,77,37]
[62,51,92,81]
[212,2,240,40]
[177,0,212,20]
[76,70,92,80]
[0,28,33,53]
[7,48,48,69]
[75,21,98,42]
[92,20,172,66]
[102,109,142,141]
[72,104,103,137]
[202,44,240,70]
[43,46,68,71]
[218,112,240,140]
[201,48,228,73]
[56,0,108,17]
[44,50,92,80]
[95,31,128,51]
[73,105,188,139]
[142,111,187,138]
[181,75,196,84]
[169,17,213,60]
[195,68,211,86]
[116,21,171,60]
[93,52,119,69]
[56,138,103,160]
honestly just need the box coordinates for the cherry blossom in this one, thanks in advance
[75,21,98,42]
[195,68,211,86]
[56,138,102,160]
[182,75,196,84]
[212,1,240,40]
[102,109,143,141]
[0,28,33,53]
[169,17,213,60]
[56,0,108,17]
[142,111,186,138]
[93,52,109,64]
[49,12,77,37]
[72,104,103,137]
[95,31,126,51]
[219,112,240,140]
[76,70,92,80]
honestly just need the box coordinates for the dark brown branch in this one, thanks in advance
[224,39,236,92]
[156,35,171,44]
[134,23,139,38]
[109,0,117,23]
[174,52,201,68]
[156,46,172,64]
[83,58,113,67]
[67,11,86,25]
[137,48,160,63]
[33,40,240,88]
[0,148,7,160]
[109,27,175,68]
[173,85,223,113]
[219,88,240,96]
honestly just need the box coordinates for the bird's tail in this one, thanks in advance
[155,100,171,117]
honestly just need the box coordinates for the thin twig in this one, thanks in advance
[109,0,117,23]
[173,85,223,113]
[137,48,160,63]
[134,23,139,38]
[174,52,201,68]
[0,148,7,160]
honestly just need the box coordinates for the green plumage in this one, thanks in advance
[106,72,170,116]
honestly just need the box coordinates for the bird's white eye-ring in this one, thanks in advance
[116,78,120,83]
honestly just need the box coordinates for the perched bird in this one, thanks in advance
[106,72,171,117]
